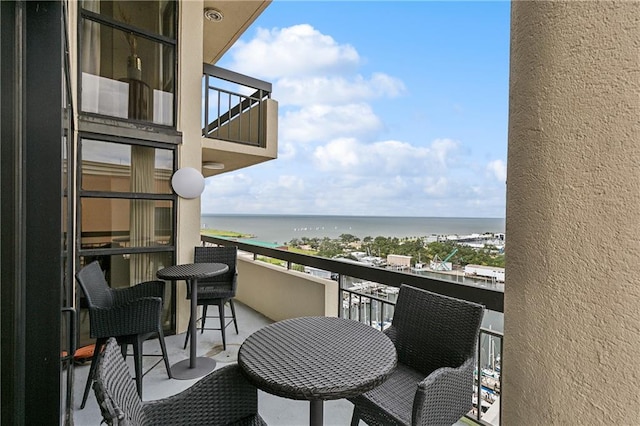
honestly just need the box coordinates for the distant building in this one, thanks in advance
[464,264,505,282]
[387,254,411,270]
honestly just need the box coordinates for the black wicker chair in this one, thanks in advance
[94,337,266,425]
[184,246,239,351]
[348,284,485,426]
[76,261,172,409]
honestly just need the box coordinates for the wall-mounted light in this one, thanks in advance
[204,8,223,22]
[203,161,225,170]
[171,167,205,199]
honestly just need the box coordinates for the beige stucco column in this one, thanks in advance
[504,1,640,423]
[174,0,204,332]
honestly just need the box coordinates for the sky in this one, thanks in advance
[201,1,511,218]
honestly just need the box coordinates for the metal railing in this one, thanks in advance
[202,64,272,146]
[201,234,503,425]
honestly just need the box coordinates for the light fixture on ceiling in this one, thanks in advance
[203,161,225,170]
[204,8,223,22]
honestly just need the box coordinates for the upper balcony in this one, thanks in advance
[200,64,278,177]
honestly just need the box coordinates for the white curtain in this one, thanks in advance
[129,146,156,284]
[81,0,101,75]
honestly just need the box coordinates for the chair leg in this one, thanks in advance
[201,305,207,334]
[218,302,226,350]
[229,299,239,334]
[132,337,143,398]
[157,329,172,379]
[80,337,106,409]
[350,407,361,426]
[183,325,190,350]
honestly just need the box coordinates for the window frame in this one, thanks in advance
[77,1,178,128]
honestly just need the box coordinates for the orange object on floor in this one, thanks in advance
[74,344,96,364]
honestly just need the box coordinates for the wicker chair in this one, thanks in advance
[76,261,171,409]
[94,337,266,425]
[184,246,239,351]
[348,284,485,426]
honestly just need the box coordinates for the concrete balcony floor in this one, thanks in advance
[73,301,357,426]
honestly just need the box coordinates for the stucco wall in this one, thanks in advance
[235,257,339,321]
[504,1,640,423]
[174,0,204,332]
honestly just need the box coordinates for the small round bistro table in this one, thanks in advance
[156,262,229,379]
[238,316,397,426]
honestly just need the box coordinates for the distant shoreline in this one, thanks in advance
[201,215,505,246]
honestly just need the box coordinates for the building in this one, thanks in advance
[1,1,277,423]
[386,254,411,270]
[2,1,639,425]
[464,264,505,283]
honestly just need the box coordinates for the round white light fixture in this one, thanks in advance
[203,161,225,170]
[204,8,223,22]
[171,167,205,199]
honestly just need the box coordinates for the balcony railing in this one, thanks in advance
[202,64,272,147]
[201,234,503,425]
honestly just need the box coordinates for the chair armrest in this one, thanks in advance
[89,297,163,338]
[112,280,165,304]
[143,364,262,425]
[412,357,475,426]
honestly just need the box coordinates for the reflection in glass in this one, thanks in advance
[80,198,173,250]
[81,139,172,193]
[80,4,175,125]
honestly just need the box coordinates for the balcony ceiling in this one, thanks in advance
[201,139,275,178]
[202,0,271,64]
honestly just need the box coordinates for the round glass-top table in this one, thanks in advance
[157,262,229,379]
[238,316,397,426]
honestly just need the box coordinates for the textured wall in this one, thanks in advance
[175,0,205,332]
[504,1,640,423]
[236,258,339,321]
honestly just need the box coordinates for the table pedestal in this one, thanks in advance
[170,357,217,380]
[171,276,216,380]
[310,400,323,426]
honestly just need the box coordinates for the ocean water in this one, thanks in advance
[201,215,505,245]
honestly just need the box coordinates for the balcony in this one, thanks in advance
[201,64,278,177]
[73,235,503,425]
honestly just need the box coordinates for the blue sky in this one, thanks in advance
[202,1,511,218]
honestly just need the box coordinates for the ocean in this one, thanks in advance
[201,215,505,245]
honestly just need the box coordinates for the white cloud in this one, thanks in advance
[487,159,507,182]
[313,138,460,176]
[275,73,405,106]
[227,24,360,79]
[280,103,382,144]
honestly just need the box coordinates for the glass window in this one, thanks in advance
[81,139,172,193]
[80,198,173,248]
[80,1,176,126]
[79,136,175,285]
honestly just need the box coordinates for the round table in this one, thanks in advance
[157,262,229,379]
[238,316,397,426]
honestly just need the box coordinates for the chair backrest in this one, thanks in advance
[76,260,113,309]
[388,284,484,376]
[93,338,147,425]
[194,246,237,285]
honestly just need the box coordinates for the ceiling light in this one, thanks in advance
[203,161,225,170]
[204,8,223,22]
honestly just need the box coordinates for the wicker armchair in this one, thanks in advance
[94,337,266,425]
[348,284,485,426]
[76,261,171,409]
[184,246,239,350]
